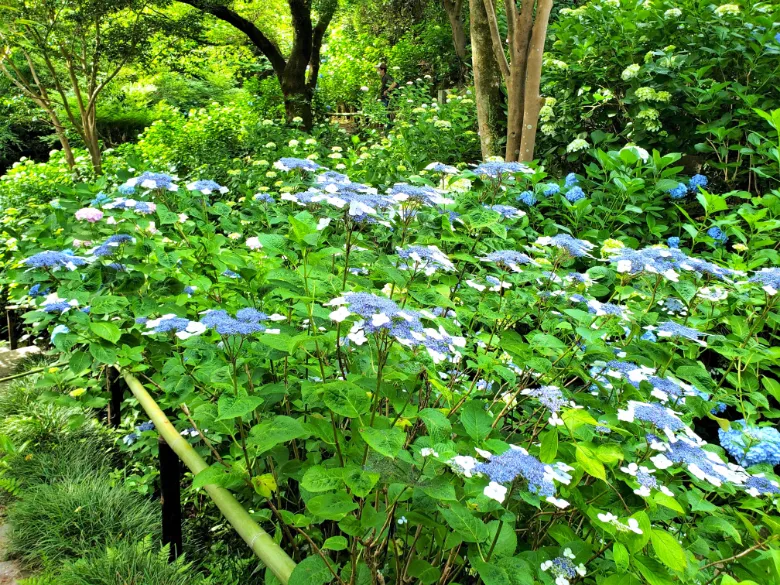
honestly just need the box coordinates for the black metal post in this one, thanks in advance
[6,308,17,350]
[106,368,124,428]
[159,436,183,561]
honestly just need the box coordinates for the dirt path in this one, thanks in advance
[0,524,24,584]
[0,346,41,380]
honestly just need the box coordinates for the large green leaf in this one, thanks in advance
[438,504,489,543]
[216,394,264,421]
[650,528,687,572]
[248,416,309,453]
[322,381,370,418]
[289,555,333,585]
[89,321,121,344]
[359,426,405,458]
[306,493,358,520]
[460,400,492,442]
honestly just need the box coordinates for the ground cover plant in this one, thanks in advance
[2,141,780,585]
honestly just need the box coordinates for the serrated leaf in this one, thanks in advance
[306,492,358,521]
[89,321,121,344]
[461,400,492,442]
[438,504,489,543]
[248,416,309,453]
[322,536,348,551]
[289,555,333,585]
[322,381,370,418]
[301,465,344,492]
[650,528,687,572]
[216,394,264,421]
[359,426,405,458]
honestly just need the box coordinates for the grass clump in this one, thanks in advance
[6,477,159,569]
[56,538,208,585]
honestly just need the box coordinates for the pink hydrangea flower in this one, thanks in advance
[75,207,104,223]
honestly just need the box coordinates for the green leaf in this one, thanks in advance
[248,416,309,453]
[613,542,629,572]
[306,493,358,520]
[540,429,558,463]
[90,295,129,315]
[487,520,517,558]
[192,464,242,490]
[359,426,405,458]
[471,560,511,585]
[289,555,333,585]
[700,516,742,545]
[418,408,452,441]
[576,444,606,480]
[322,381,370,418]
[89,321,121,344]
[68,350,91,375]
[650,528,687,572]
[343,465,380,497]
[89,343,117,364]
[301,465,344,492]
[460,400,492,442]
[216,394,264,421]
[438,504,489,543]
[322,536,348,551]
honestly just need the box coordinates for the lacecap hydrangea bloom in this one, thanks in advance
[747,267,780,295]
[719,421,780,467]
[143,314,207,340]
[480,250,535,272]
[123,172,178,191]
[187,180,229,195]
[200,308,278,336]
[424,162,458,174]
[472,161,533,178]
[396,245,455,275]
[535,234,595,258]
[23,250,87,271]
[274,157,325,172]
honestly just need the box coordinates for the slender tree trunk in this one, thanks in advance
[469,0,505,158]
[519,0,553,161]
[47,110,76,169]
[444,0,467,61]
[504,9,533,161]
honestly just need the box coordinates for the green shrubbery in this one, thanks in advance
[541,0,780,189]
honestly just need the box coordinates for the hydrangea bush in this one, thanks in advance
[5,151,780,585]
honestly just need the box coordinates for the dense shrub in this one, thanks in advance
[541,0,780,189]
[7,478,158,569]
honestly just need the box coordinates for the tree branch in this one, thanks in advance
[481,0,511,80]
[307,0,337,90]
[177,0,287,78]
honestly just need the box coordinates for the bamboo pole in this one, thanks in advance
[119,369,297,584]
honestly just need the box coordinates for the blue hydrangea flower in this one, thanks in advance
[117,184,136,196]
[536,234,595,258]
[254,193,274,203]
[668,183,688,199]
[688,174,708,191]
[42,301,73,313]
[23,251,87,271]
[91,192,111,206]
[124,172,178,191]
[649,433,745,487]
[667,237,680,249]
[28,284,50,297]
[397,245,455,274]
[486,204,525,219]
[183,285,197,295]
[274,158,324,172]
[719,421,780,467]
[480,250,534,272]
[707,226,728,245]
[473,445,572,500]
[543,183,561,196]
[710,402,727,415]
[618,401,687,433]
[745,475,780,496]
[425,162,458,174]
[521,385,567,425]
[641,330,658,342]
[134,202,156,215]
[656,321,707,345]
[222,269,240,279]
[517,191,537,206]
[565,186,586,203]
[564,173,578,188]
[200,309,268,335]
[473,161,533,178]
[748,268,780,295]
[188,179,228,195]
[388,183,452,207]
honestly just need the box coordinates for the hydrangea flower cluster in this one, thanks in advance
[707,226,728,245]
[535,234,595,258]
[122,172,178,191]
[424,162,458,174]
[520,385,568,426]
[23,251,87,271]
[718,421,780,467]
[486,204,526,219]
[75,208,104,223]
[187,180,229,194]
[200,309,277,336]
[472,161,533,178]
[274,157,324,172]
[396,245,455,275]
[326,293,465,363]
[143,314,207,340]
[387,183,453,207]
[468,445,573,508]
[541,549,586,585]
[747,267,780,295]
[480,250,535,272]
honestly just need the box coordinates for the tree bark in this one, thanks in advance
[180,0,337,130]
[443,0,467,61]
[469,0,505,158]
[519,0,553,161]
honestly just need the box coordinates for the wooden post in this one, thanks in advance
[106,368,124,428]
[159,436,183,561]
[6,307,17,350]
[438,89,446,104]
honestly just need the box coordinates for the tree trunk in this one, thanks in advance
[43,108,76,169]
[469,0,505,158]
[282,85,313,129]
[519,0,553,162]
[444,0,467,61]
[504,8,534,162]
